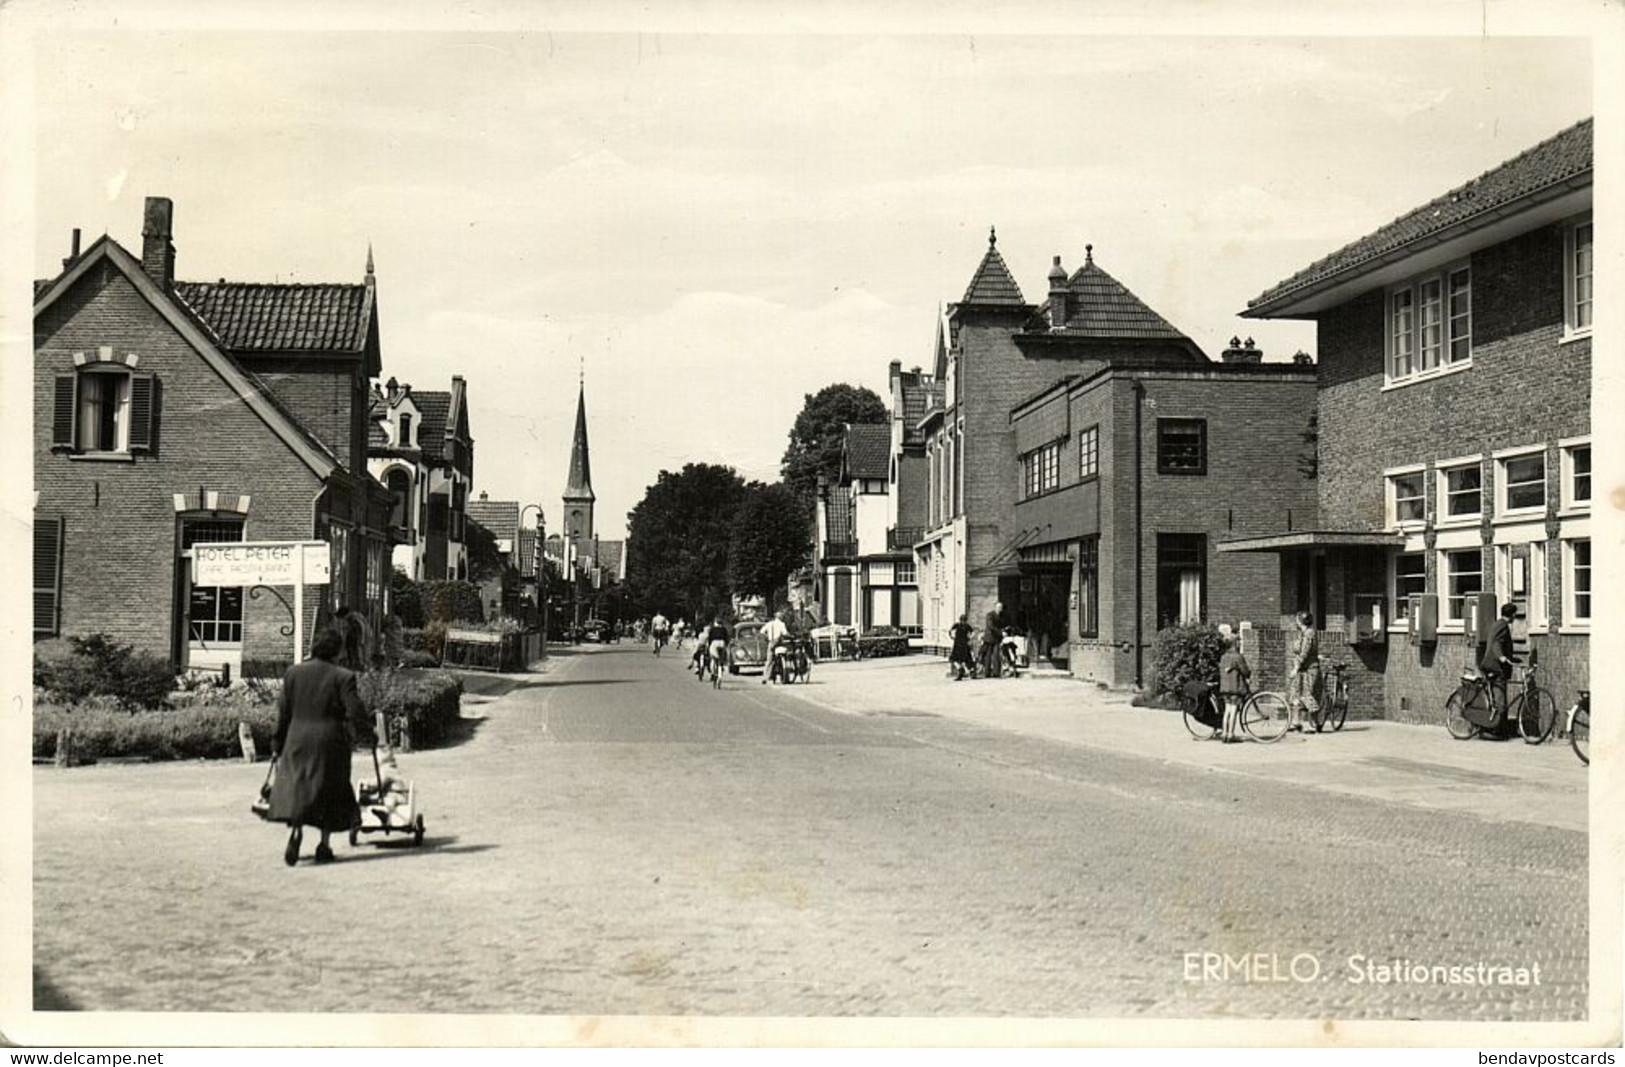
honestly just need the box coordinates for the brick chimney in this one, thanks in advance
[1047,256,1068,329]
[1221,336,1263,364]
[1292,349,1314,366]
[141,197,175,289]
[62,228,81,272]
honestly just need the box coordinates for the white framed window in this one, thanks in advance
[1385,467,1426,529]
[1563,538,1591,628]
[1495,447,1547,518]
[1528,541,1550,632]
[1023,441,1061,499]
[1440,547,1483,627]
[895,561,916,584]
[75,367,133,453]
[1564,218,1593,338]
[1560,439,1591,512]
[1436,458,1482,525]
[1389,552,1426,631]
[1386,263,1471,384]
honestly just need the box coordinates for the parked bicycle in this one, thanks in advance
[1309,663,1350,733]
[1181,681,1291,743]
[1444,656,1557,742]
[1568,689,1589,765]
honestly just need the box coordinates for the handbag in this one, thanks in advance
[250,759,276,821]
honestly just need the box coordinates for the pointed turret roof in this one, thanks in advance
[1042,246,1193,342]
[564,383,595,502]
[960,226,1026,306]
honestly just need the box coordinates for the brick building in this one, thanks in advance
[1007,344,1316,686]
[1220,118,1592,723]
[33,196,394,674]
[918,232,1296,676]
[367,375,474,581]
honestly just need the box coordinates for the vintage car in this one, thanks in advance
[726,621,770,674]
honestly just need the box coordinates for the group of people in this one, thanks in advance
[946,601,1019,681]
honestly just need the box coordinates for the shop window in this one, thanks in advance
[1157,419,1206,475]
[182,516,246,645]
[1440,547,1483,626]
[1155,533,1205,627]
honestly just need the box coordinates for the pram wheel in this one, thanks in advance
[413,814,425,847]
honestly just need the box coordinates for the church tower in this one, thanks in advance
[562,382,595,556]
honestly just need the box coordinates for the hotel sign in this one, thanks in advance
[192,541,331,587]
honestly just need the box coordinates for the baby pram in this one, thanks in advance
[350,712,426,847]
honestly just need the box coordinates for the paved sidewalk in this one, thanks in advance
[775,654,1587,833]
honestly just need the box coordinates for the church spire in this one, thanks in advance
[564,381,595,503]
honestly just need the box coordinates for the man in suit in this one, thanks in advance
[1479,602,1521,725]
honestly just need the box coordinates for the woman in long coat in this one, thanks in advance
[269,625,366,866]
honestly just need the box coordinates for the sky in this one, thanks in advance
[29,29,1593,540]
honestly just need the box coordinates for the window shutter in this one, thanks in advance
[128,373,156,451]
[52,375,76,448]
[33,517,63,636]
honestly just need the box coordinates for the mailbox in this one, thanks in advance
[1348,594,1387,645]
[1463,591,1499,642]
[1408,593,1438,644]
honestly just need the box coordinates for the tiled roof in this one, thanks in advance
[413,390,451,462]
[366,393,389,448]
[899,378,943,444]
[844,423,891,481]
[172,281,373,353]
[960,229,1026,307]
[466,497,520,543]
[1040,257,1193,342]
[1249,117,1593,312]
[824,486,853,543]
[596,540,623,577]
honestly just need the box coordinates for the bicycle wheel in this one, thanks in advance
[1571,705,1589,765]
[1444,687,1480,740]
[1517,687,1559,745]
[1182,695,1218,739]
[1329,683,1350,731]
[1243,692,1291,743]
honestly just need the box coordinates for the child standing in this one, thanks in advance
[1218,634,1251,743]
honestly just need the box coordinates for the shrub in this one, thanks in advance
[35,634,176,710]
[418,581,484,626]
[35,697,279,763]
[1148,623,1227,697]
[391,570,425,628]
[356,668,462,751]
[400,650,440,669]
[858,626,910,659]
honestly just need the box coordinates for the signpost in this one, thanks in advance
[193,541,331,663]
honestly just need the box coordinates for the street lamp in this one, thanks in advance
[519,504,547,654]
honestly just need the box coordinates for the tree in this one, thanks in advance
[780,383,888,512]
[727,482,811,612]
[625,463,749,621]
[465,519,507,582]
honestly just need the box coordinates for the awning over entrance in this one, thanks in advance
[1216,530,1406,554]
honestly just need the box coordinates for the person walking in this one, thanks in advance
[268,626,366,866]
[978,601,1005,680]
[1217,633,1251,744]
[948,614,975,680]
[1289,611,1321,732]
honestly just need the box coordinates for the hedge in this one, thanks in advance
[419,581,484,625]
[37,668,464,763]
[858,626,911,659]
[35,634,177,710]
[356,668,463,751]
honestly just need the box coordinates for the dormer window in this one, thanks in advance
[399,413,413,447]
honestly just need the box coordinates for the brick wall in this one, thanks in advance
[35,265,327,663]
[1308,218,1590,721]
[236,355,361,471]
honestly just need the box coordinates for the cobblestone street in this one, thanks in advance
[33,645,1587,1021]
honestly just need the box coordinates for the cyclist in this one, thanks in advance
[1479,602,1520,725]
[705,618,730,681]
[1288,610,1320,733]
[760,611,790,684]
[690,623,711,677]
[650,612,670,656]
